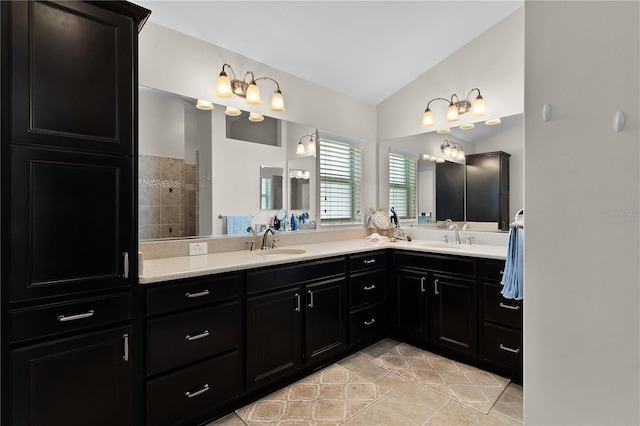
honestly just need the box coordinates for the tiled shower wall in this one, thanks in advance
[139,154,197,239]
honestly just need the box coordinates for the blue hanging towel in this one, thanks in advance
[226,215,252,236]
[501,227,523,300]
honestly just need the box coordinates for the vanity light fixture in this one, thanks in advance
[215,63,286,112]
[441,140,466,161]
[422,88,486,127]
[296,134,317,156]
[196,99,214,110]
[422,154,445,163]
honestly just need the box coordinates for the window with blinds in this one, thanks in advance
[319,137,362,223]
[389,153,417,219]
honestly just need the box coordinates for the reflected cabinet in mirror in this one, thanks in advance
[378,113,522,231]
[138,86,317,240]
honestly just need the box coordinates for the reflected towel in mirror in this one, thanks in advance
[226,215,253,236]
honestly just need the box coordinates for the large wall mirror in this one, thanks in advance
[138,86,317,240]
[378,113,523,231]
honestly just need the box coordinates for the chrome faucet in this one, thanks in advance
[443,218,453,229]
[449,224,461,244]
[261,228,276,250]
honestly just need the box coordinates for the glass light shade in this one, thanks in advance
[245,83,261,105]
[248,112,264,122]
[296,142,305,155]
[450,147,458,158]
[196,99,214,110]
[224,106,241,116]
[485,118,502,125]
[437,128,451,134]
[457,150,466,160]
[446,103,459,122]
[421,109,435,127]
[215,74,233,98]
[459,123,475,130]
[269,90,285,112]
[471,96,486,116]
[443,146,452,156]
[307,138,316,153]
[435,158,445,163]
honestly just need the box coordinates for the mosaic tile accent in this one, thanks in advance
[138,178,182,188]
[235,364,387,425]
[370,343,509,414]
[184,183,196,191]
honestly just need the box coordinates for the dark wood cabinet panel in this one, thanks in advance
[305,278,346,365]
[393,269,428,343]
[466,151,510,229]
[350,269,386,309]
[430,274,477,355]
[10,326,133,426]
[8,146,134,302]
[436,160,465,221]
[482,323,522,372]
[246,287,303,391]
[7,1,135,154]
[350,302,386,346]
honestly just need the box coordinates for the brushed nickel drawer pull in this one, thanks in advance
[499,303,521,311]
[122,252,129,279]
[420,277,426,293]
[434,279,440,295]
[185,330,210,341]
[364,318,376,326]
[499,344,520,354]
[363,258,376,264]
[308,290,314,308]
[295,293,301,312]
[185,384,209,399]
[185,290,210,299]
[123,334,129,361]
[57,310,94,322]
[363,284,376,291]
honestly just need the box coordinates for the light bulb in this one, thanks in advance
[296,141,305,155]
[215,72,233,98]
[450,147,458,158]
[307,137,316,153]
[195,100,214,110]
[446,103,459,122]
[422,109,435,127]
[245,82,261,105]
[248,112,264,122]
[457,150,466,160]
[444,146,452,156]
[471,95,486,117]
[269,90,285,112]
[224,106,241,116]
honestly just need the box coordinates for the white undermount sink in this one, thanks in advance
[256,248,307,256]
[422,242,468,250]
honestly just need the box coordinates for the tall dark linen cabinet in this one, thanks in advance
[1,1,150,424]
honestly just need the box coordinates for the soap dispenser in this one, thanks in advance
[290,214,297,231]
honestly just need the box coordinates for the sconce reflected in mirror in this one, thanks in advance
[440,140,466,161]
[296,134,316,156]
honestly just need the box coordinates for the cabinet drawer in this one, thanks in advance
[146,274,240,317]
[9,293,131,343]
[484,260,506,282]
[350,302,386,346]
[350,270,386,308]
[147,351,240,426]
[393,252,476,277]
[482,323,522,371]
[349,251,387,272]
[247,257,345,295]
[147,302,239,375]
[484,283,522,329]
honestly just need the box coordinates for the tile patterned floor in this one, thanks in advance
[209,339,523,426]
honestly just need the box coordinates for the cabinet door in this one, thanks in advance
[11,326,132,426]
[7,1,134,155]
[305,278,346,365]
[8,146,134,302]
[246,288,303,391]
[393,269,428,343]
[430,274,477,355]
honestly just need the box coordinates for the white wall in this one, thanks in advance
[139,22,377,224]
[524,1,639,424]
[377,7,524,141]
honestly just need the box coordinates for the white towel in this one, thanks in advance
[226,215,252,235]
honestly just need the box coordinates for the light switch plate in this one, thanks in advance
[189,242,208,256]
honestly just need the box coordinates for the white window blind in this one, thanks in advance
[389,153,417,219]
[319,137,362,223]
[260,178,271,210]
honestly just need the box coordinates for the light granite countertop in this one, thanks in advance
[139,239,507,284]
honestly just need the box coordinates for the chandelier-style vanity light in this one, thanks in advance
[296,134,317,155]
[422,88,486,127]
[215,63,286,113]
[440,140,466,161]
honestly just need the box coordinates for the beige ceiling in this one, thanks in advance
[134,1,523,105]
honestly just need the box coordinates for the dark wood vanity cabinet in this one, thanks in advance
[245,257,347,391]
[466,151,511,230]
[1,1,150,424]
[480,260,523,382]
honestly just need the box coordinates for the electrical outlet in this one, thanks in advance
[189,242,208,256]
